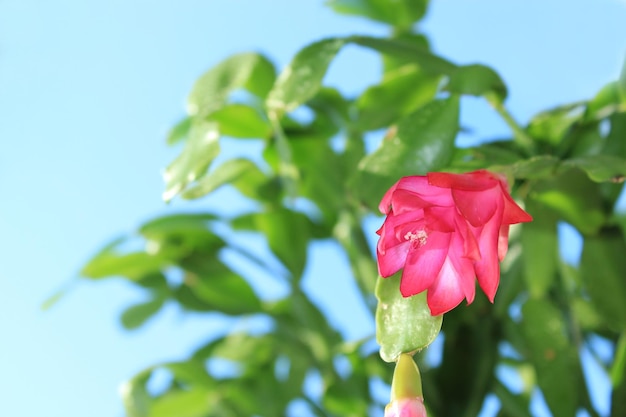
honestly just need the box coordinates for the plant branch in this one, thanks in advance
[268,110,299,198]
[333,209,377,317]
[485,92,535,153]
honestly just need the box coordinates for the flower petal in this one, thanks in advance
[451,186,500,227]
[473,208,504,302]
[399,232,450,297]
[500,185,533,224]
[426,257,467,315]
[379,180,400,214]
[385,397,427,417]
[428,170,498,191]
[397,175,453,203]
[424,206,455,233]
[454,214,481,261]
[390,188,431,214]
[378,241,411,277]
[448,224,478,303]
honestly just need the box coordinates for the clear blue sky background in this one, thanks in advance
[1,1,625,416]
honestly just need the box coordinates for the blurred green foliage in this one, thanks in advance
[80,0,626,415]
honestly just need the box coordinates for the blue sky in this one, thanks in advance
[1,1,625,416]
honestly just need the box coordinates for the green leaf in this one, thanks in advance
[435,310,499,417]
[200,333,275,364]
[139,213,215,238]
[266,36,455,114]
[350,35,456,75]
[41,280,77,311]
[355,64,440,131]
[120,296,166,330]
[610,335,626,415]
[180,257,261,315]
[269,291,342,362]
[580,230,626,330]
[182,158,267,200]
[166,117,192,145]
[290,135,345,225]
[585,81,626,121]
[521,298,580,417]
[451,142,524,172]
[494,381,532,417]
[267,38,347,112]
[610,333,626,387]
[530,169,605,235]
[490,155,559,180]
[327,0,429,29]
[151,388,211,417]
[82,251,168,280]
[81,238,169,281]
[323,377,370,417]
[351,96,460,210]
[527,102,583,145]
[375,273,443,362]
[232,208,311,279]
[561,123,604,157]
[139,215,224,262]
[188,53,275,117]
[446,64,508,100]
[209,104,271,139]
[162,120,220,202]
[604,113,626,158]
[380,33,431,71]
[570,297,604,331]
[560,154,626,183]
[612,377,626,417]
[120,372,152,417]
[520,203,558,297]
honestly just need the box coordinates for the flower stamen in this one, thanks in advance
[404,230,428,248]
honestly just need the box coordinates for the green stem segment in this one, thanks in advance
[485,92,535,153]
[268,110,298,198]
[334,210,377,316]
[611,332,626,386]
[391,353,424,401]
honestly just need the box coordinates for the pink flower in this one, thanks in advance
[384,397,427,417]
[376,170,532,315]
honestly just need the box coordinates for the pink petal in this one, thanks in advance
[424,206,456,233]
[454,214,481,261]
[426,257,467,315]
[390,188,431,214]
[383,209,426,233]
[399,232,450,297]
[397,175,453,203]
[378,241,411,277]
[448,228,479,303]
[428,170,498,191]
[473,208,504,302]
[385,397,427,417]
[377,212,423,250]
[500,184,533,224]
[451,185,500,227]
[379,180,400,214]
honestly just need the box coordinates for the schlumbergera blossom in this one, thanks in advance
[384,397,427,417]
[377,170,532,315]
